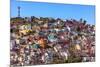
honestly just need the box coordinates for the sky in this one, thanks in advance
[11,0,95,25]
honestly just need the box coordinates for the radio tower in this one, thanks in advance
[18,6,21,17]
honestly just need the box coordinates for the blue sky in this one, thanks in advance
[11,0,95,25]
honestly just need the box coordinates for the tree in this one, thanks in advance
[83,20,87,25]
[80,18,83,22]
